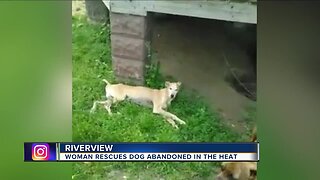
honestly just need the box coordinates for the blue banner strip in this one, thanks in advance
[59,142,258,153]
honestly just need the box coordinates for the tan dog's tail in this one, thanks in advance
[102,79,111,86]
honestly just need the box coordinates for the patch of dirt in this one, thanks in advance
[72,1,86,17]
[151,15,256,133]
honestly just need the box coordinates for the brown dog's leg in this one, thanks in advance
[251,126,257,142]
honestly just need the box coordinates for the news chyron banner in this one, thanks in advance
[24,142,259,162]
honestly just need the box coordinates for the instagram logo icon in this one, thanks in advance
[32,143,49,161]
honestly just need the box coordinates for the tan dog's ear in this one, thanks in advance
[165,81,170,87]
[177,81,182,87]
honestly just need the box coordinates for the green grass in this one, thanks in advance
[72,16,249,180]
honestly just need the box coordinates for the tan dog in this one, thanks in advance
[90,79,186,129]
[215,126,258,180]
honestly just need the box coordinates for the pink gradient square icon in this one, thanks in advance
[32,143,49,161]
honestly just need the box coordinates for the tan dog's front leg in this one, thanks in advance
[172,115,186,125]
[165,118,179,129]
[153,106,186,127]
[160,108,186,125]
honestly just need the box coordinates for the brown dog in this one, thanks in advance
[215,162,257,180]
[215,126,258,180]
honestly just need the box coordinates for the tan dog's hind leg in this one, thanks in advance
[103,99,113,115]
[90,99,112,115]
[90,101,100,113]
[112,94,126,104]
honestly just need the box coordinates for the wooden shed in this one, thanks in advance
[102,0,257,84]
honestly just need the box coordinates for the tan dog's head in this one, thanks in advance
[165,81,182,99]
[215,162,257,180]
